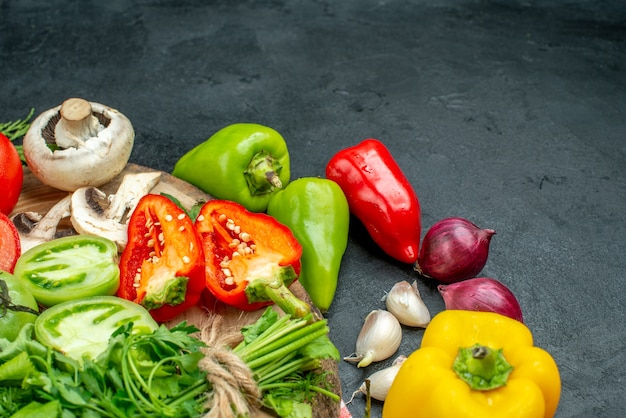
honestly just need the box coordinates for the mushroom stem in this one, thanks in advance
[54,98,102,149]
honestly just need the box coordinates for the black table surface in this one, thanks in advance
[2,1,624,417]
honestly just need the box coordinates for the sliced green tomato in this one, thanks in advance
[13,235,120,307]
[34,295,158,363]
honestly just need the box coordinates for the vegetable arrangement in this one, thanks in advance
[2,101,563,417]
[1,106,341,417]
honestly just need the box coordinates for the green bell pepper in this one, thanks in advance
[172,123,290,212]
[267,177,350,312]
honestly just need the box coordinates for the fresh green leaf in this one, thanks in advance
[298,335,340,361]
[0,351,36,381]
[263,392,312,418]
[9,399,61,418]
[160,193,206,221]
[0,386,31,416]
[240,307,280,345]
[0,108,34,141]
[0,323,47,362]
[1,108,35,164]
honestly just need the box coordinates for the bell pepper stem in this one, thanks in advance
[453,344,513,391]
[244,150,284,195]
[245,266,311,318]
[261,278,311,318]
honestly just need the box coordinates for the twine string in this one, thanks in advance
[197,313,262,418]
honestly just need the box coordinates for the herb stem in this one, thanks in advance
[166,380,211,408]
[234,313,301,356]
[245,323,329,369]
[256,353,306,385]
[121,340,157,417]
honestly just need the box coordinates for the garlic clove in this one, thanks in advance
[385,280,431,327]
[343,309,402,368]
[348,355,408,403]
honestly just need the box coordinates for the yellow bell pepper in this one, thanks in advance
[382,310,561,418]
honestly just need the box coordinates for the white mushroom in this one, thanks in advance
[23,98,135,191]
[70,171,162,252]
[11,195,73,252]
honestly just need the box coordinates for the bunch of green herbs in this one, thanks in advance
[233,308,341,417]
[0,307,340,418]
[0,321,209,417]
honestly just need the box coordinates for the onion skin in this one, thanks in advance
[414,217,495,283]
[438,277,524,323]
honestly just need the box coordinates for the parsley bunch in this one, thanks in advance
[0,307,341,418]
[0,322,209,417]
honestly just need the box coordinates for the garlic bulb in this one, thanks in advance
[385,280,431,327]
[344,309,402,368]
[348,355,407,403]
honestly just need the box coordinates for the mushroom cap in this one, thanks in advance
[23,99,135,192]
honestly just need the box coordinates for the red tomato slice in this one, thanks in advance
[0,211,20,272]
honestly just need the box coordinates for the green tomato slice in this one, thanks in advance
[13,235,120,307]
[34,295,158,363]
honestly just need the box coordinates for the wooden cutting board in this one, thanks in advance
[11,163,342,418]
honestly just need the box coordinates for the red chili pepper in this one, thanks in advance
[326,138,421,264]
[0,212,21,273]
[118,194,205,322]
[195,199,310,318]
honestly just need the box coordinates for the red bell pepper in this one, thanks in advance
[118,194,205,322]
[195,199,310,317]
[326,138,421,264]
[0,212,21,273]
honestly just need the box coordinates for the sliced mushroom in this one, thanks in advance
[70,171,162,252]
[23,98,135,191]
[11,195,73,252]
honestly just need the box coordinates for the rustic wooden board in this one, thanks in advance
[11,164,342,418]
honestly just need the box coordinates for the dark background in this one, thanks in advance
[2,1,624,417]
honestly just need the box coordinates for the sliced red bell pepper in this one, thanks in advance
[195,199,310,317]
[0,212,21,273]
[117,194,205,322]
[326,138,422,264]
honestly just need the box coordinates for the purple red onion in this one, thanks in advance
[438,277,524,323]
[414,217,495,283]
